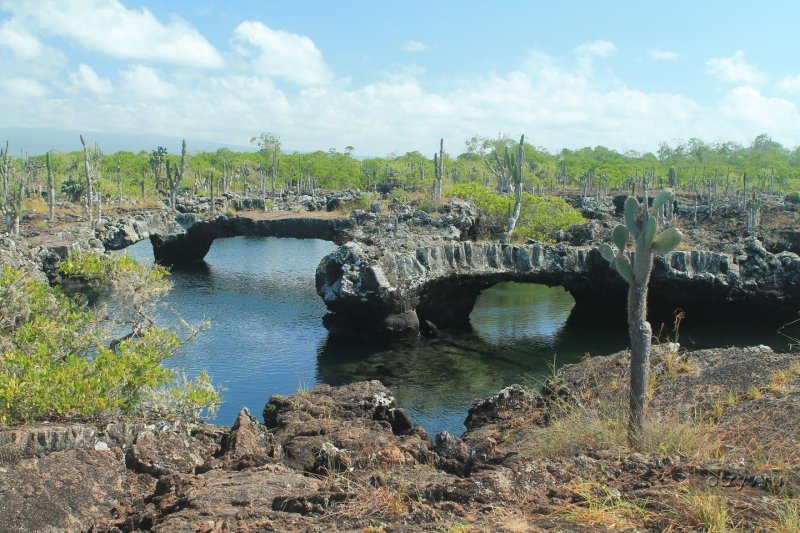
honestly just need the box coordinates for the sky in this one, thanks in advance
[1,0,799,156]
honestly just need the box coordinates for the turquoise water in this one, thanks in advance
[122,236,794,435]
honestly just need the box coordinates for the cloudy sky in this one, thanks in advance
[1,0,799,155]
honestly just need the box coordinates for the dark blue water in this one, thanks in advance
[122,236,795,435]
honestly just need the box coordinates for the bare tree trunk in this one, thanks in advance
[97,188,102,226]
[272,145,278,203]
[222,160,228,194]
[117,159,123,202]
[504,183,522,244]
[209,170,215,216]
[13,173,22,236]
[46,151,55,222]
[80,135,93,226]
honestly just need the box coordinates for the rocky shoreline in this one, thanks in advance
[0,344,797,532]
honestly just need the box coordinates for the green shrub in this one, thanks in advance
[353,192,374,211]
[0,254,221,424]
[448,183,585,242]
[415,196,436,214]
[785,191,800,204]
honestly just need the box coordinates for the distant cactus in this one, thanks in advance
[46,151,55,222]
[599,189,682,441]
[668,166,678,188]
[433,138,444,205]
[80,134,93,226]
[167,140,187,212]
[504,134,524,244]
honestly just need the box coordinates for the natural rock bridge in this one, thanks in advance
[94,208,800,340]
[146,215,354,264]
[315,237,800,338]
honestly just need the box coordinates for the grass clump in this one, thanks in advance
[668,489,734,532]
[767,497,800,533]
[560,481,654,529]
[520,394,715,460]
[519,359,716,460]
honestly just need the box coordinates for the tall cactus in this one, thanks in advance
[79,134,93,226]
[598,189,682,440]
[433,138,444,205]
[668,166,678,188]
[167,140,187,212]
[1,141,10,233]
[46,151,55,222]
[504,134,525,244]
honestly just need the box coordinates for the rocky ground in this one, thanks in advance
[0,345,797,532]
[560,193,800,257]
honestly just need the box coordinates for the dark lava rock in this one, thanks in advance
[0,448,152,533]
[464,384,537,430]
[263,380,414,435]
[262,381,430,474]
[126,427,212,477]
[147,463,321,532]
[433,430,472,476]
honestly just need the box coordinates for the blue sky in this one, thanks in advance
[1,0,799,155]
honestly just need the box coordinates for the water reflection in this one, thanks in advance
[119,237,798,436]
[317,283,628,434]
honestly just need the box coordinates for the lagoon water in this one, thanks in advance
[123,236,793,435]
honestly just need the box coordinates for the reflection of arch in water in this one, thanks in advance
[314,286,631,435]
[170,260,212,278]
[470,282,577,347]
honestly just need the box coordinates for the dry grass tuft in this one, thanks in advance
[666,488,735,532]
[557,481,653,529]
[766,497,800,533]
[519,387,717,460]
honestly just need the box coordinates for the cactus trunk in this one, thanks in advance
[627,276,651,440]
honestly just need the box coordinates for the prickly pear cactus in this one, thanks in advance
[598,190,681,284]
[598,189,682,440]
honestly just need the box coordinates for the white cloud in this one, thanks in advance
[70,64,113,96]
[574,40,617,75]
[777,74,800,94]
[119,65,176,100]
[2,0,223,68]
[706,50,766,85]
[402,40,428,52]
[231,21,332,85]
[649,48,678,61]
[0,19,50,60]
[575,39,617,58]
[0,77,48,99]
[717,86,799,138]
[0,18,65,76]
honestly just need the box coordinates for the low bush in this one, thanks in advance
[0,253,221,424]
